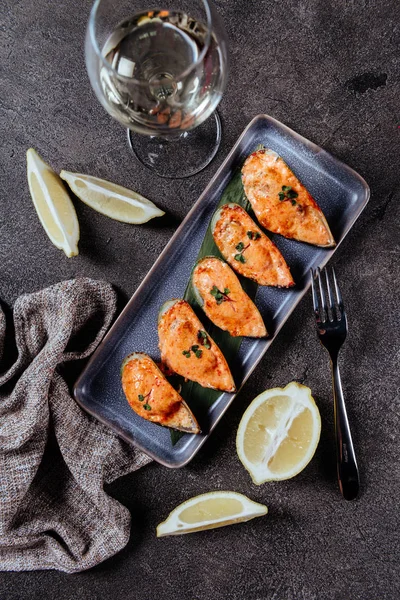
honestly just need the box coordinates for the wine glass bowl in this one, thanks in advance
[85,1,228,177]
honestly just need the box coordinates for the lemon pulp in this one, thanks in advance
[237,382,321,484]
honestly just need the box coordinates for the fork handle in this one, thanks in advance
[331,358,360,500]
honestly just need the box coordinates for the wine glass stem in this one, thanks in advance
[127,111,222,179]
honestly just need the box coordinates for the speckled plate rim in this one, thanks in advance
[74,114,370,467]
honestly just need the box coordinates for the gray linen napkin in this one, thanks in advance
[0,278,152,573]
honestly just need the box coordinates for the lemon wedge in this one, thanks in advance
[156,491,268,537]
[60,170,165,224]
[236,382,321,484]
[26,149,80,257]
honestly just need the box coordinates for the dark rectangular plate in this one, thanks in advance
[74,114,370,467]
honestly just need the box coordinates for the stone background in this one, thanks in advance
[0,0,399,598]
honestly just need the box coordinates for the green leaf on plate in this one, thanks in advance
[169,162,262,445]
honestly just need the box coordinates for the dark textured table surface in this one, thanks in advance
[1,0,399,599]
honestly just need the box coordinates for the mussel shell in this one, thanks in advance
[120,351,200,434]
[190,255,228,307]
[210,202,243,236]
[158,298,182,323]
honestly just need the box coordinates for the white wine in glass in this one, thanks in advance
[85,1,228,178]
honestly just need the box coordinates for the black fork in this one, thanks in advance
[311,267,360,500]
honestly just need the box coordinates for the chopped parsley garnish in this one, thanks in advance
[278,185,298,204]
[234,241,250,263]
[247,230,261,240]
[210,285,231,305]
[182,338,208,360]
[197,330,211,349]
[138,392,151,408]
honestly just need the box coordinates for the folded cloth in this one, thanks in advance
[0,278,152,573]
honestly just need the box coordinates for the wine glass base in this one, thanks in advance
[127,112,222,179]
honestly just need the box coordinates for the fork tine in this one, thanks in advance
[324,268,334,321]
[331,267,344,312]
[311,269,319,313]
[317,267,327,321]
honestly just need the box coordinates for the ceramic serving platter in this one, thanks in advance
[74,114,370,467]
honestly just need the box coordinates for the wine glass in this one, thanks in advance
[85,0,228,178]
